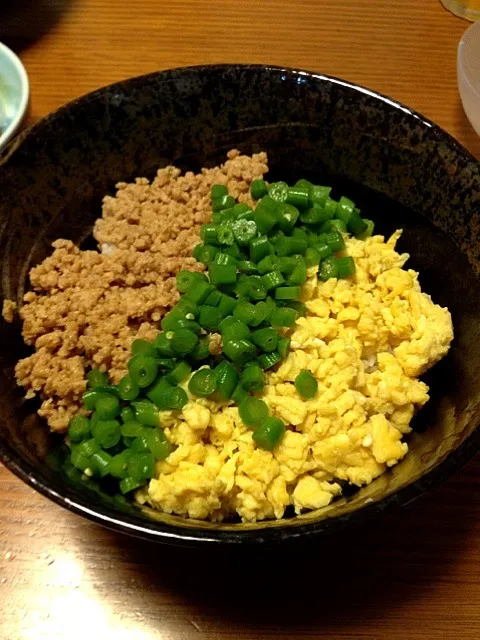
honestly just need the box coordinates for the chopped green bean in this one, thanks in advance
[90,450,112,477]
[188,368,218,397]
[251,179,268,200]
[214,360,239,400]
[86,369,108,390]
[201,223,219,245]
[118,408,134,425]
[240,363,264,392]
[212,195,235,212]
[166,361,192,384]
[119,477,144,494]
[231,382,248,404]
[275,286,301,300]
[216,225,235,246]
[257,254,280,275]
[127,452,156,481]
[286,263,308,286]
[118,374,139,401]
[295,370,318,399]
[249,235,273,262]
[237,260,258,275]
[286,300,307,317]
[190,336,211,361]
[132,400,160,427]
[217,294,238,317]
[92,419,121,449]
[129,435,150,453]
[318,256,340,281]
[328,219,347,234]
[260,271,285,291]
[128,354,158,388]
[255,197,278,234]
[193,243,218,265]
[251,327,279,352]
[221,320,251,341]
[232,219,257,246]
[223,338,256,364]
[162,386,188,410]
[198,305,223,331]
[309,185,331,208]
[277,337,291,358]
[233,203,253,218]
[246,276,267,300]
[323,197,338,220]
[239,396,269,427]
[357,219,374,239]
[249,300,273,326]
[68,415,91,443]
[268,181,289,203]
[253,417,285,450]
[95,394,120,420]
[145,429,172,460]
[335,195,355,225]
[154,333,175,357]
[286,185,310,209]
[233,300,256,325]
[131,338,158,359]
[271,307,298,327]
[337,256,356,278]
[257,351,282,369]
[83,390,106,411]
[146,376,173,407]
[314,241,333,260]
[276,236,308,257]
[208,263,237,286]
[185,280,215,304]
[325,231,345,253]
[121,420,146,438]
[204,289,223,306]
[108,451,131,479]
[347,209,368,236]
[305,247,321,267]
[176,270,207,293]
[300,205,329,225]
[170,329,199,356]
[275,203,299,233]
[70,447,91,472]
[211,184,228,200]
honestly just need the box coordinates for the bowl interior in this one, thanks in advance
[0,65,479,545]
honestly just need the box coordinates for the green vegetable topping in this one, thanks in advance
[295,370,319,399]
[66,176,372,497]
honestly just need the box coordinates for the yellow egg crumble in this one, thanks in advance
[137,230,453,522]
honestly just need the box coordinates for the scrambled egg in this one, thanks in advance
[137,231,453,522]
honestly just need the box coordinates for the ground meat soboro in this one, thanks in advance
[4,151,268,432]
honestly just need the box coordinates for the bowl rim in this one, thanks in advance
[1,63,479,546]
[0,41,29,150]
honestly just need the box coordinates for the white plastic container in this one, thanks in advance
[0,42,29,150]
[458,20,480,137]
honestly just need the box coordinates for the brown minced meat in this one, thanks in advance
[2,151,268,432]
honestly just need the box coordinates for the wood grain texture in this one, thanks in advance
[1,1,479,639]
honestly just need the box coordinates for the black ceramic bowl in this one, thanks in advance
[1,65,479,547]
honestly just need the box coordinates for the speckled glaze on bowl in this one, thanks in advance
[0,65,479,547]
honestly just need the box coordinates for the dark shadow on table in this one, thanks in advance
[76,454,480,636]
[454,99,480,159]
[0,0,74,52]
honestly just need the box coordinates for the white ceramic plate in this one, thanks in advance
[0,42,29,150]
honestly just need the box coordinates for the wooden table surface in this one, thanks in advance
[1,2,480,639]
